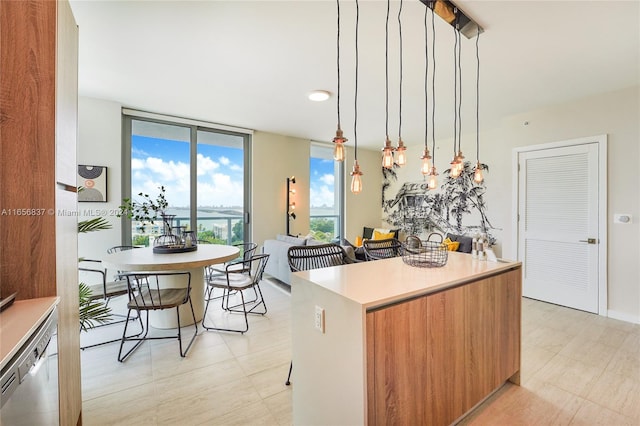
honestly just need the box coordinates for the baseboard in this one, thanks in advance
[606,309,640,325]
[263,276,291,295]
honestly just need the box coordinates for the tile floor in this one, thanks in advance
[80,280,640,425]
[460,298,640,426]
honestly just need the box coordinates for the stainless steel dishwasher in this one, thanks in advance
[1,308,59,425]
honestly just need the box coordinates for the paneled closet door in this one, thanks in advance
[518,143,599,313]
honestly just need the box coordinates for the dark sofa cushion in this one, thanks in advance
[363,227,399,240]
[363,227,374,239]
[446,233,473,253]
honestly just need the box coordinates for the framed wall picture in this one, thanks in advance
[78,165,107,202]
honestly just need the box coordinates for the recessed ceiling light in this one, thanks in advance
[308,90,331,102]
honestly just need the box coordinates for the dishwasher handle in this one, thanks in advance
[18,344,47,383]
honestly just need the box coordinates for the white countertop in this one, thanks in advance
[292,251,521,309]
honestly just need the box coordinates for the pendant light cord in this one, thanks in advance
[424,5,428,150]
[398,0,403,140]
[431,6,436,163]
[452,19,458,156]
[336,0,341,129]
[385,0,390,139]
[354,0,359,161]
[457,17,463,154]
[476,28,480,161]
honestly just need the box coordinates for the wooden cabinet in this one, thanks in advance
[366,269,521,425]
[0,1,81,425]
[56,0,80,188]
[368,293,431,424]
[55,2,82,425]
[1,0,58,300]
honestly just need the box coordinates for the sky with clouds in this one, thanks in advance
[132,136,244,208]
[132,136,338,211]
[310,157,337,209]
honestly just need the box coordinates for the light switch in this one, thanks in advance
[614,214,632,224]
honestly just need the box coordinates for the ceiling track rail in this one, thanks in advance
[419,0,483,38]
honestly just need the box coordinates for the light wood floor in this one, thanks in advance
[80,280,639,425]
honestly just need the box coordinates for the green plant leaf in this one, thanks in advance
[78,282,112,331]
[78,217,112,234]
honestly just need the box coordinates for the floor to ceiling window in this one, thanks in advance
[122,111,251,246]
[309,143,344,242]
[196,129,246,243]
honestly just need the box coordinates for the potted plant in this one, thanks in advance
[117,186,169,233]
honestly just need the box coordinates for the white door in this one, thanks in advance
[518,143,600,313]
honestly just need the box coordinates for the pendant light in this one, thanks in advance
[332,0,347,162]
[350,0,363,194]
[420,4,431,175]
[473,27,484,184]
[381,0,395,169]
[395,0,407,167]
[427,5,439,190]
[420,149,432,175]
[454,12,465,177]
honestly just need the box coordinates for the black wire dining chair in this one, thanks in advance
[117,271,197,362]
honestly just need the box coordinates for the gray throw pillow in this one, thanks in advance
[446,234,473,253]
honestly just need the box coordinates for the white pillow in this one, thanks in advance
[276,234,306,245]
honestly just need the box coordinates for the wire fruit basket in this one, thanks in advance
[401,241,448,268]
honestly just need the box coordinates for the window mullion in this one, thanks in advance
[190,126,198,233]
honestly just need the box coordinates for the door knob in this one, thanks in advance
[578,238,597,244]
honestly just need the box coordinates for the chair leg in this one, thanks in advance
[285,361,293,386]
[240,290,249,332]
[176,297,198,357]
[226,284,267,316]
[80,314,144,350]
[201,287,249,334]
[251,283,268,315]
[118,309,148,362]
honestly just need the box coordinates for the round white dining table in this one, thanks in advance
[103,244,239,329]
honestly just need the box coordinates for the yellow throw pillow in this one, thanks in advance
[373,230,395,240]
[441,238,459,251]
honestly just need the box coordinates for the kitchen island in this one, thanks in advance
[291,251,522,425]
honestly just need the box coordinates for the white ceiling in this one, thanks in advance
[69,0,640,151]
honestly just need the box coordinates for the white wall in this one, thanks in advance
[250,131,384,249]
[344,147,384,242]
[252,131,311,248]
[393,86,640,322]
[496,86,639,323]
[77,97,123,261]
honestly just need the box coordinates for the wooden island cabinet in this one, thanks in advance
[291,252,521,425]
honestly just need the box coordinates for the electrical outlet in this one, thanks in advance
[315,306,325,333]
